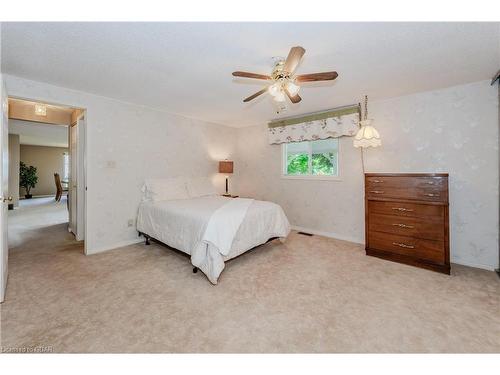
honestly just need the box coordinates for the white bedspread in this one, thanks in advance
[136,196,290,284]
[201,198,253,256]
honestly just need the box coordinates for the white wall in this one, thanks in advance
[235,125,365,244]
[235,80,499,270]
[4,75,237,254]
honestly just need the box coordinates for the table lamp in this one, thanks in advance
[219,160,233,196]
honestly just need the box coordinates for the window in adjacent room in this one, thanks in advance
[282,138,339,179]
[63,152,70,181]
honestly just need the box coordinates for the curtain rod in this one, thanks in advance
[268,103,360,128]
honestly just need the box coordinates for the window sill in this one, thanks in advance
[280,175,343,181]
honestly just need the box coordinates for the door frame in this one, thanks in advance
[8,95,88,254]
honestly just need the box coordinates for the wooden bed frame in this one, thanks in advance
[138,231,279,274]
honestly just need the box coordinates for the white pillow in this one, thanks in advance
[142,177,189,202]
[186,177,217,198]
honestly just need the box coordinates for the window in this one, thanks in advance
[282,138,339,179]
[63,153,70,180]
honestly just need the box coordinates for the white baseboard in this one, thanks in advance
[291,225,364,245]
[450,258,497,272]
[86,237,144,255]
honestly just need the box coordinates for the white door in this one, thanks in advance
[69,120,78,237]
[68,114,85,242]
[0,74,10,303]
[76,115,85,242]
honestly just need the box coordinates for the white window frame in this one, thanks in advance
[281,139,342,181]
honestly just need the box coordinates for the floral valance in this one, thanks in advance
[268,105,360,145]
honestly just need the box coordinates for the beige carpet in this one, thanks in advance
[7,196,68,249]
[1,199,499,353]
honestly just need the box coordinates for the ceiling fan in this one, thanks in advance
[232,46,338,105]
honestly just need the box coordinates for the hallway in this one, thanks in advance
[8,196,70,249]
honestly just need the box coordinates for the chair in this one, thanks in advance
[54,173,68,202]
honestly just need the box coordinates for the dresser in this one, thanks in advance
[365,173,450,274]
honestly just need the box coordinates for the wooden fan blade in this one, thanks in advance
[296,71,338,83]
[285,88,302,104]
[283,46,306,74]
[243,88,267,102]
[232,71,272,80]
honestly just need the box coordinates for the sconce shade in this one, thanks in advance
[219,160,234,174]
[353,119,382,148]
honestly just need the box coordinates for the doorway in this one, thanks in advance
[6,98,87,251]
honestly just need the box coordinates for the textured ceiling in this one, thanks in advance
[2,22,499,127]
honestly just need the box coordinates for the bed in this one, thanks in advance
[136,178,290,284]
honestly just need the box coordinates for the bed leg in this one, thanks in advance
[144,235,151,246]
[193,267,198,274]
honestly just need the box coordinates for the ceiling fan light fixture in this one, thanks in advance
[268,82,281,97]
[273,90,286,102]
[233,46,338,107]
[286,80,300,96]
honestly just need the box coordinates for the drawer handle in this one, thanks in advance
[369,190,385,194]
[391,207,414,212]
[392,242,415,249]
[371,179,384,183]
[424,193,439,197]
[392,223,414,229]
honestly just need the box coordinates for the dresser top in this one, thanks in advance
[365,173,448,177]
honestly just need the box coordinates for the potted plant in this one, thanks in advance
[19,161,38,199]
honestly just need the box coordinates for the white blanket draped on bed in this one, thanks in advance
[137,196,290,284]
[191,198,253,282]
[201,198,253,256]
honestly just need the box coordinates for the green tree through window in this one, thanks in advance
[284,139,338,177]
[287,154,309,174]
[312,152,336,175]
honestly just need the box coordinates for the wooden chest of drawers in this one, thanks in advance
[365,173,450,274]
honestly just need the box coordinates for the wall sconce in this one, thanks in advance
[353,95,381,148]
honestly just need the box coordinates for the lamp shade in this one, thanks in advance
[353,119,382,148]
[219,160,234,174]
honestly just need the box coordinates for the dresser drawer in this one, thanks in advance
[366,186,446,202]
[366,176,448,203]
[368,231,445,264]
[368,200,445,219]
[366,176,446,189]
[369,213,444,241]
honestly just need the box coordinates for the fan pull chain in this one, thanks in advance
[364,95,368,120]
